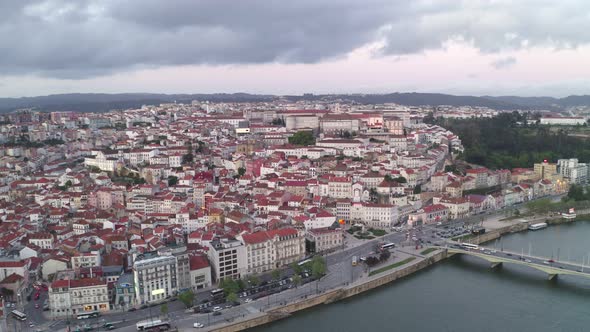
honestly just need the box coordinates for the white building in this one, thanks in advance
[189,254,212,291]
[133,253,178,305]
[49,278,110,318]
[350,203,399,229]
[557,158,588,184]
[540,116,586,126]
[306,228,343,253]
[206,238,247,282]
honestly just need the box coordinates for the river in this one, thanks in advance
[252,222,590,332]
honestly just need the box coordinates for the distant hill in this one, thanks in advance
[1,92,589,113]
[0,93,274,113]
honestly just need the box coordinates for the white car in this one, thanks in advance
[245,298,252,303]
[193,322,204,328]
[212,306,222,312]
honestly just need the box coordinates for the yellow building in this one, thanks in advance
[534,161,557,180]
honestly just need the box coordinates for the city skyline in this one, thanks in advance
[1,1,590,98]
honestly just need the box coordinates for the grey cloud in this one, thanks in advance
[0,0,589,78]
[491,57,517,69]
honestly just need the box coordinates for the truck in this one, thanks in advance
[352,256,358,266]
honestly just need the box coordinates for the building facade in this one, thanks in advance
[207,238,247,282]
[133,253,178,305]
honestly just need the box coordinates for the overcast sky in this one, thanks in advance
[1,0,589,98]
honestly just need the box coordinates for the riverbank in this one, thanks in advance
[209,250,449,332]
[209,214,587,332]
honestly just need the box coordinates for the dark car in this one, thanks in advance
[213,312,222,316]
[128,307,137,312]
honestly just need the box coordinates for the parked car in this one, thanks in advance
[245,298,252,303]
[212,306,222,312]
[193,322,204,328]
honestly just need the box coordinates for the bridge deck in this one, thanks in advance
[442,246,590,279]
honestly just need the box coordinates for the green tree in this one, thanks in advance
[167,175,179,186]
[369,188,378,203]
[311,255,327,279]
[413,184,422,194]
[291,262,303,275]
[226,292,238,304]
[182,153,194,164]
[423,111,435,124]
[160,303,168,317]
[247,275,260,287]
[384,174,394,182]
[271,269,282,282]
[393,176,407,183]
[237,167,246,177]
[288,131,315,146]
[292,274,302,288]
[567,184,586,201]
[236,279,246,291]
[310,256,327,293]
[178,290,195,308]
[219,278,240,296]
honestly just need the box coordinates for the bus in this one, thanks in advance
[380,243,396,250]
[352,256,358,266]
[210,288,224,298]
[461,243,479,250]
[77,311,101,320]
[297,258,312,266]
[11,310,27,321]
[136,319,171,331]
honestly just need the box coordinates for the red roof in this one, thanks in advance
[267,228,298,238]
[51,279,69,289]
[241,232,271,245]
[0,261,25,268]
[189,254,210,271]
[0,273,24,284]
[422,204,449,213]
[70,278,106,288]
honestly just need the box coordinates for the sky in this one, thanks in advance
[1,0,590,98]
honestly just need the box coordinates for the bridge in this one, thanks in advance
[442,245,590,280]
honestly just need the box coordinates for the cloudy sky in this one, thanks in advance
[1,0,590,98]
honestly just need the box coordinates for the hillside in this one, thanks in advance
[1,92,590,113]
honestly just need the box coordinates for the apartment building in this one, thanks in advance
[328,177,352,198]
[306,227,343,253]
[557,158,588,184]
[534,161,558,180]
[49,278,109,318]
[207,238,247,282]
[29,233,54,249]
[71,252,101,270]
[133,253,178,304]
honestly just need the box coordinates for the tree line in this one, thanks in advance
[427,112,590,169]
